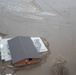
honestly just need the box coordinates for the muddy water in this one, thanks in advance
[0,0,76,75]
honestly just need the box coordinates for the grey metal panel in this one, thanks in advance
[8,36,40,64]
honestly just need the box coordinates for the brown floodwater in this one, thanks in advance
[0,0,76,75]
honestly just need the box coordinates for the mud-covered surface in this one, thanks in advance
[0,0,76,75]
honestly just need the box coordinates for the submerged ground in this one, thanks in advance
[0,0,76,75]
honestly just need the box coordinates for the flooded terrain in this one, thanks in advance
[0,0,76,75]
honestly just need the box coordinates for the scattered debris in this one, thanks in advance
[6,74,12,75]
[51,55,69,75]
[0,32,7,37]
[0,63,6,75]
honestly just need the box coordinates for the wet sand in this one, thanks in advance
[0,0,76,75]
